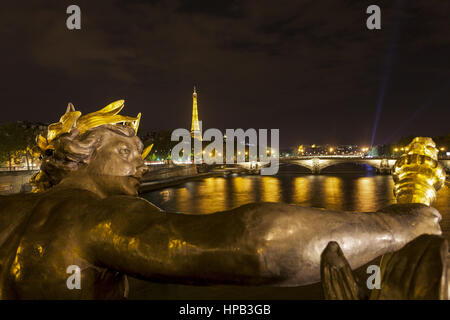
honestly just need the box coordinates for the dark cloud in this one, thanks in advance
[176,0,245,18]
[0,0,448,147]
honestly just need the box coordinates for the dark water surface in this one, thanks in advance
[129,169,449,299]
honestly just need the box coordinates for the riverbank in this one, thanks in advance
[0,164,246,195]
[0,170,36,195]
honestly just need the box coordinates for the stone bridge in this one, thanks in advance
[235,157,450,175]
[281,157,397,174]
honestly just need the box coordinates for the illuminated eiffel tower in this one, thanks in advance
[191,86,202,140]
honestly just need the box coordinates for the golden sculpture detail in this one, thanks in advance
[36,100,141,152]
[392,137,446,206]
[141,143,153,160]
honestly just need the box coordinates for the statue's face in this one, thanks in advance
[86,132,148,196]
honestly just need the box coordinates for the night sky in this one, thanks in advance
[0,0,449,148]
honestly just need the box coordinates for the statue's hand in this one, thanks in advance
[378,203,442,239]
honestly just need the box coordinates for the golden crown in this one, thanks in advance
[36,100,142,152]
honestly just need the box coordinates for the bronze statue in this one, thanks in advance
[0,101,445,299]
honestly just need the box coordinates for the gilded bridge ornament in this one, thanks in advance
[393,137,446,206]
[0,101,446,299]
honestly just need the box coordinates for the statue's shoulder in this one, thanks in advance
[0,193,42,255]
[0,192,41,215]
[98,195,162,213]
[81,195,163,232]
[28,187,102,208]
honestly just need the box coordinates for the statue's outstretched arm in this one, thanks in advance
[83,196,441,286]
[84,196,276,285]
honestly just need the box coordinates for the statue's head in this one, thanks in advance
[30,100,152,197]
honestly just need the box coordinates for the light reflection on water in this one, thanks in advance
[261,177,281,203]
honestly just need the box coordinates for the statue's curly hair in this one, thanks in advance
[31,124,138,192]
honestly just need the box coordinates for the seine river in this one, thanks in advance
[131,166,449,299]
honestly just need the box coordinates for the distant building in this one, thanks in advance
[191,86,202,141]
[296,144,364,156]
[16,121,48,133]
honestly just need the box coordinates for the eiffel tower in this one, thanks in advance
[191,86,202,140]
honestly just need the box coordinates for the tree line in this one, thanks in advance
[0,122,44,171]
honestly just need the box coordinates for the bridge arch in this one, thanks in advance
[278,162,314,173]
[318,161,379,173]
[283,158,395,174]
